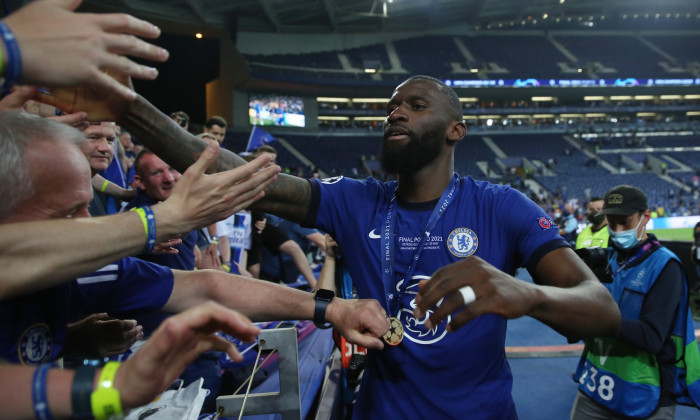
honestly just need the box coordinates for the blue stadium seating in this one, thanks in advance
[242,33,700,82]
[536,172,674,206]
[454,135,498,178]
[461,35,568,79]
[284,134,382,177]
[345,44,393,73]
[393,36,466,77]
[642,35,700,72]
[551,35,671,78]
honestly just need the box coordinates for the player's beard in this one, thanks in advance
[381,126,443,175]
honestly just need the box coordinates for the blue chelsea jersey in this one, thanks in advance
[0,257,173,365]
[306,175,567,420]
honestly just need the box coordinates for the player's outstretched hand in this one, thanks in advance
[34,72,134,122]
[0,85,88,125]
[326,298,390,350]
[4,0,168,100]
[114,301,259,410]
[0,86,41,113]
[414,256,538,332]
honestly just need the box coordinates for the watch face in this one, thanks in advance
[315,289,335,301]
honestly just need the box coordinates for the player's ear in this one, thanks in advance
[447,120,466,142]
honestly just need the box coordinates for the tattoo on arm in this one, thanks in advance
[120,96,207,173]
[120,95,312,223]
[256,174,313,223]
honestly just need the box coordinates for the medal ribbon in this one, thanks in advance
[381,173,460,316]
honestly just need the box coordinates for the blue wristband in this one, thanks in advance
[141,205,157,252]
[32,364,56,420]
[131,206,157,253]
[0,20,22,85]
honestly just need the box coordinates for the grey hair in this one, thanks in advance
[0,111,85,217]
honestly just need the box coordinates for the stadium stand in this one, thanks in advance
[460,34,570,79]
[242,32,700,83]
[284,133,382,178]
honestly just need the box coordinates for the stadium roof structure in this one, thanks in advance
[82,0,700,35]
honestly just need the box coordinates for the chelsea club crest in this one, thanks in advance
[19,323,52,365]
[447,228,478,258]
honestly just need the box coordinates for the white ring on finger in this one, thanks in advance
[458,286,476,305]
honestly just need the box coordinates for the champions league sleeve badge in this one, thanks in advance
[383,316,404,346]
[447,228,478,258]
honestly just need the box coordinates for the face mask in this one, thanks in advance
[588,213,605,225]
[554,212,561,219]
[608,216,644,249]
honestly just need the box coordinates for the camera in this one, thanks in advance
[574,246,612,283]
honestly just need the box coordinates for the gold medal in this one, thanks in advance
[383,316,404,346]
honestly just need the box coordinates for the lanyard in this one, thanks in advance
[613,239,659,275]
[381,173,460,315]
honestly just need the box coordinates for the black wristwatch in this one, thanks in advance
[313,289,335,329]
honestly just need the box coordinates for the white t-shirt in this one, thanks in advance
[227,211,252,251]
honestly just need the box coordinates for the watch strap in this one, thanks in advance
[313,289,334,329]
